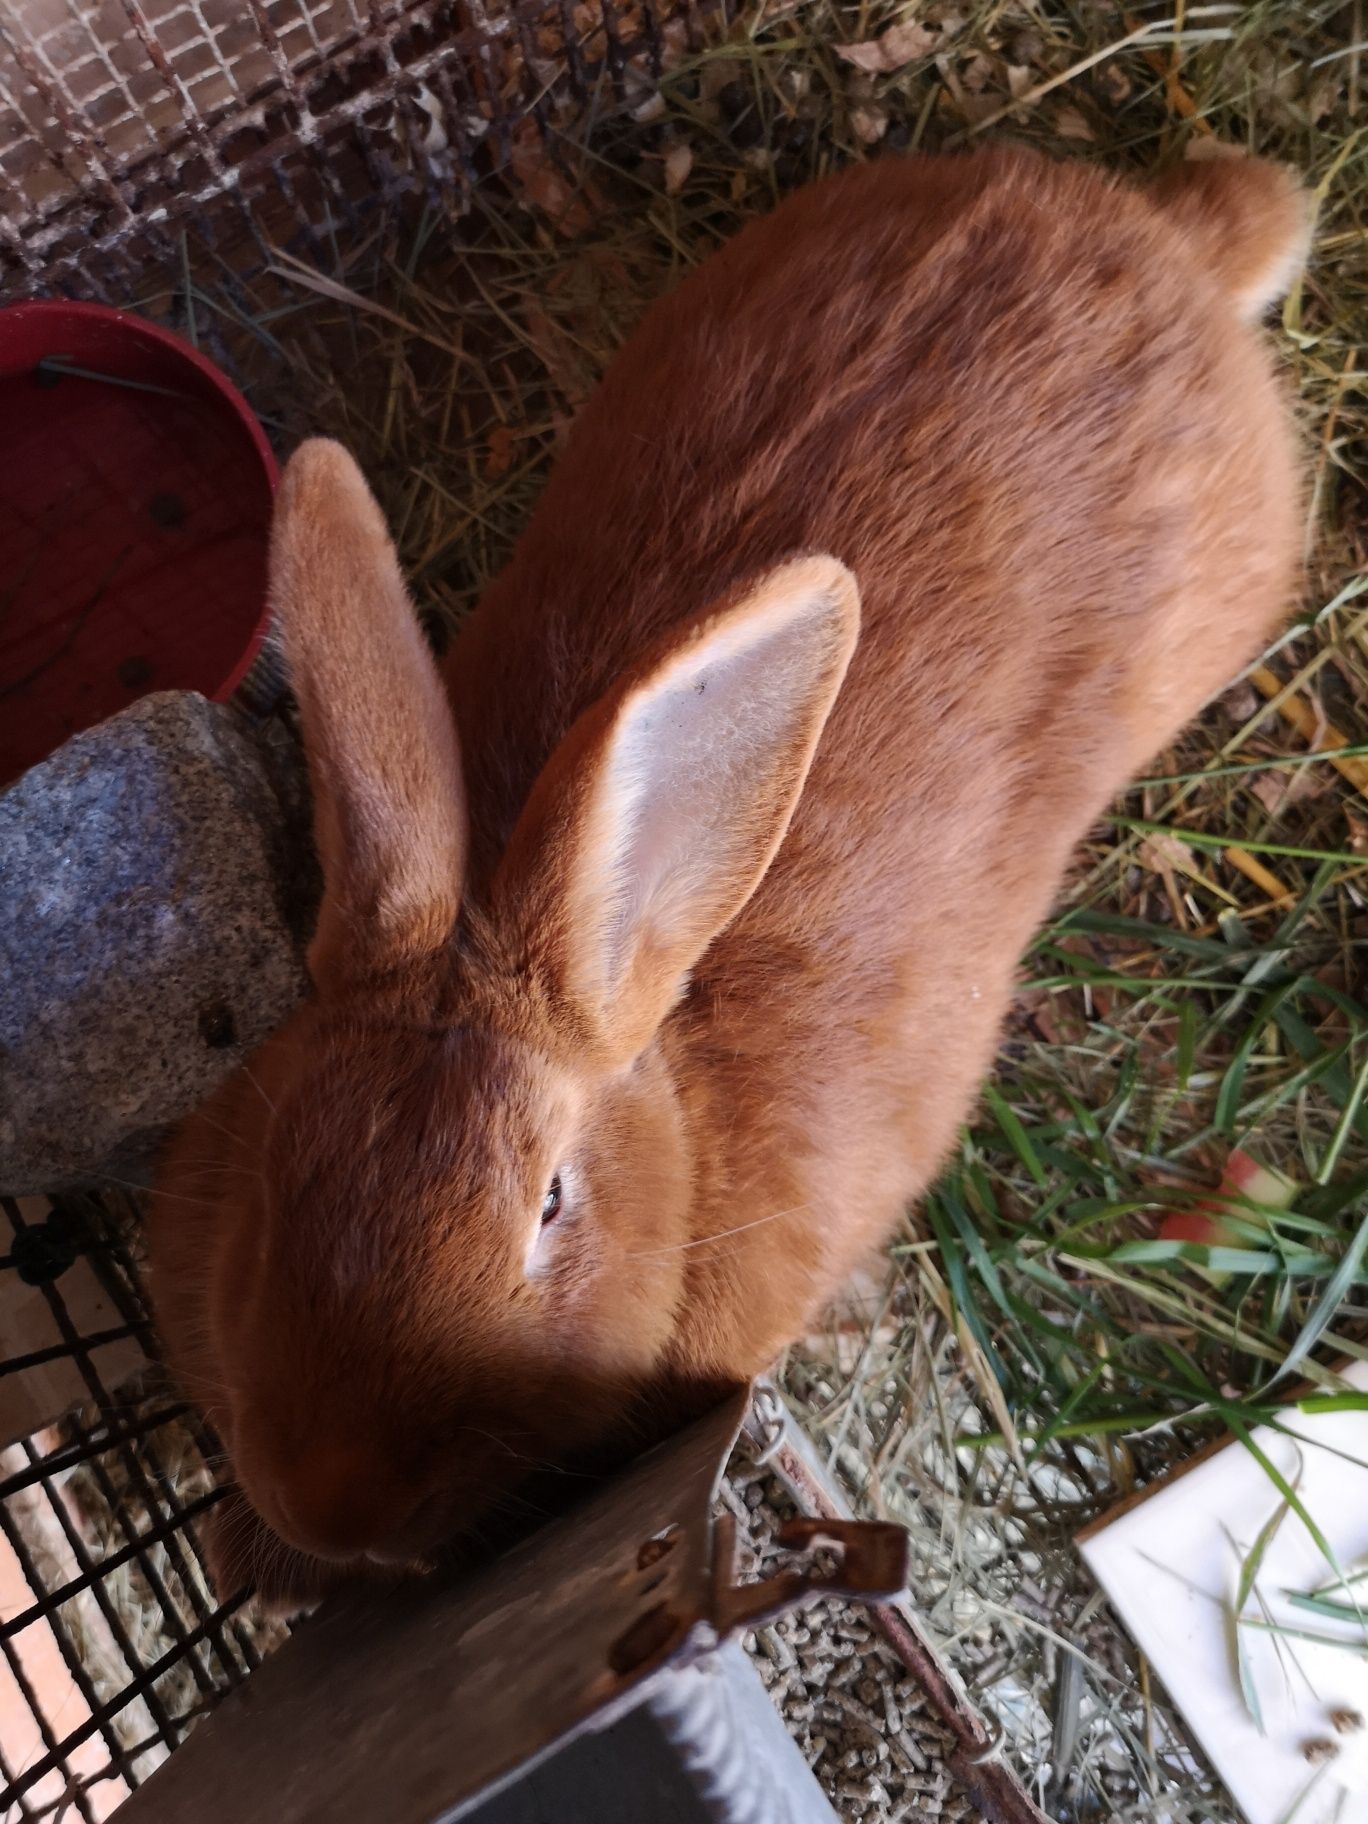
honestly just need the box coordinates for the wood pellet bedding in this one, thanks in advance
[723,1453,976,1823]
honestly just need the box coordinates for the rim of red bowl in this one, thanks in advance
[0,298,280,705]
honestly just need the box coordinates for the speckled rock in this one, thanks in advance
[0,692,317,1193]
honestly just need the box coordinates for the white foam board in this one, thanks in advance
[1080,1360,1368,1824]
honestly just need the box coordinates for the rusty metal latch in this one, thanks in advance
[710,1509,910,1636]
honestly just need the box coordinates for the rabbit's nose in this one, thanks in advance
[272,1445,420,1559]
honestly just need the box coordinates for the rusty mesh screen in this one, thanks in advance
[0,0,705,299]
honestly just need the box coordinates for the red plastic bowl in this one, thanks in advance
[0,301,278,788]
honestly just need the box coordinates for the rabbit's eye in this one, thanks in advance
[541,1174,564,1225]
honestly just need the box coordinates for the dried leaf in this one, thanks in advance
[1249,768,1325,818]
[849,104,890,145]
[700,57,744,101]
[663,140,693,196]
[1005,25,1042,65]
[484,424,514,479]
[510,121,600,236]
[961,52,994,94]
[1054,105,1095,142]
[408,82,448,158]
[1006,62,1033,100]
[1011,987,1085,1048]
[1221,680,1261,722]
[1139,832,1195,875]
[1309,74,1342,125]
[1249,771,1290,818]
[956,91,1003,128]
[1093,63,1132,106]
[836,20,938,74]
[520,300,592,411]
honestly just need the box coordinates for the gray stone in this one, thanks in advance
[0,692,317,1193]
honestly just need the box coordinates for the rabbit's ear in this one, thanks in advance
[495,556,859,1064]
[270,440,467,989]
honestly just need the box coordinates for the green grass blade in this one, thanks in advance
[1227,1487,1300,1736]
[1266,1207,1368,1390]
[982,1084,1049,1189]
[1225,1416,1362,1614]
[1318,1052,1368,1184]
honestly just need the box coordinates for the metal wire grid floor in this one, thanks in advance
[0,1193,269,1823]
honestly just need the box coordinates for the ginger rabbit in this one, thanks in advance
[149,146,1306,1608]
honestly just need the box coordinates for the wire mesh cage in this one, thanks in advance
[0,0,704,300]
[0,1192,283,1820]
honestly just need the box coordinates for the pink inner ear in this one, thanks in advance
[572,567,857,1031]
[487,555,856,1065]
